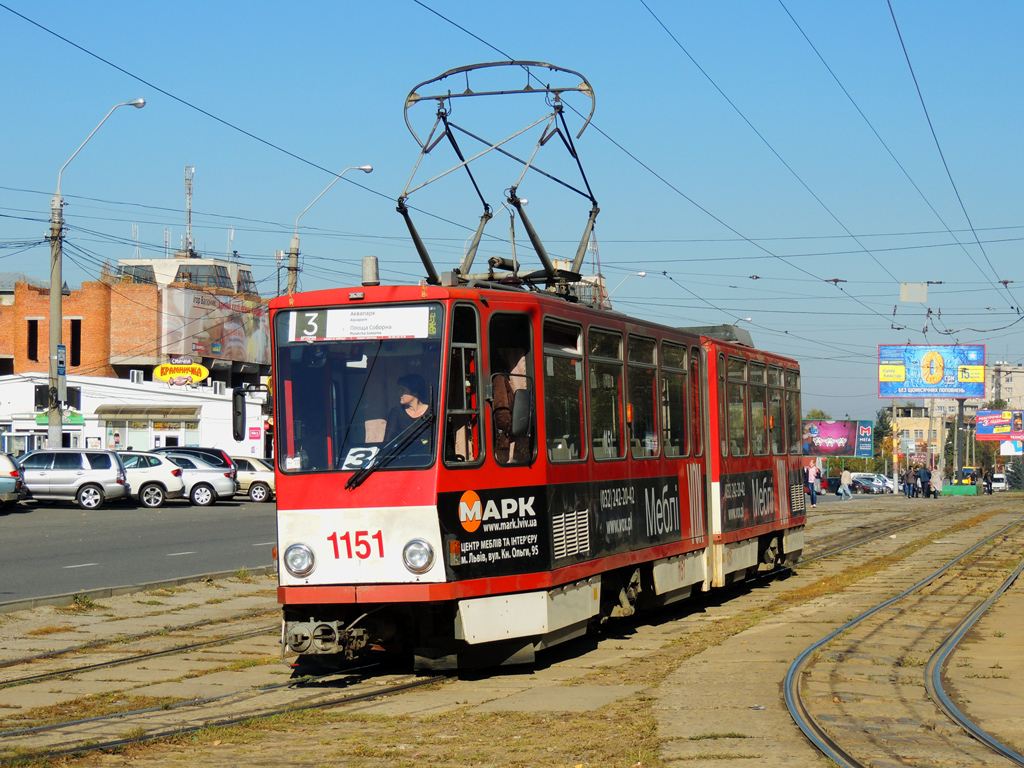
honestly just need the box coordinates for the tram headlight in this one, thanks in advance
[283,543,316,577]
[402,539,434,574]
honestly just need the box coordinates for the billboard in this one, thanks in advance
[878,344,985,398]
[160,288,270,364]
[802,420,874,458]
[976,409,1024,441]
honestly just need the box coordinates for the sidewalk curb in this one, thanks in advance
[0,564,278,614]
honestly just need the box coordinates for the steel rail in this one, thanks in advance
[7,674,442,764]
[0,624,277,688]
[925,556,1024,766]
[784,517,1023,768]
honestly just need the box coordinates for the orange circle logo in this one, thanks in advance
[458,490,482,533]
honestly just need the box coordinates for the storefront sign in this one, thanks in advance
[153,361,210,386]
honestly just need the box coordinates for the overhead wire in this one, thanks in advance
[885,0,1021,315]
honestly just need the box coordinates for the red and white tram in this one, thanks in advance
[234,61,805,670]
[253,283,804,670]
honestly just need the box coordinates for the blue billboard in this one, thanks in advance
[878,344,985,398]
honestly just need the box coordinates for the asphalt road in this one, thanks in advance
[0,496,277,605]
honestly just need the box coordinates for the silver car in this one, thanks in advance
[164,454,237,506]
[18,449,129,510]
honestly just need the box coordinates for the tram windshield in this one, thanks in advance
[273,304,445,474]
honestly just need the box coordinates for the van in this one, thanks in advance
[992,473,1007,492]
[18,449,130,509]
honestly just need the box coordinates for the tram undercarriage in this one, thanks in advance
[283,528,802,672]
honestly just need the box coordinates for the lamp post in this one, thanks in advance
[604,271,646,309]
[48,98,146,448]
[288,165,373,294]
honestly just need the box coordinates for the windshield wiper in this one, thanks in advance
[345,401,435,490]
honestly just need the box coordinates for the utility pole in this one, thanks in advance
[287,236,300,295]
[47,193,64,448]
[47,97,146,448]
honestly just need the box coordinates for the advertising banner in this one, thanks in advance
[160,288,270,364]
[802,420,874,458]
[976,409,1024,441]
[877,344,985,398]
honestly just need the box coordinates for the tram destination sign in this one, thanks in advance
[286,305,441,342]
[877,344,985,398]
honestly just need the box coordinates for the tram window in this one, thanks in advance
[785,368,801,455]
[273,305,444,474]
[768,365,785,454]
[488,313,535,466]
[444,304,482,466]
[749,362,768,456]
[628,336,658,458]
[589,328,624,460]
[543,320,585,462]
[690,349,703,457]
[727,356,748,457]
[661,342,687,458]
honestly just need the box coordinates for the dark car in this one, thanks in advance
[825,477,841,495]
[154,447,235,471]
[851,477,885,494]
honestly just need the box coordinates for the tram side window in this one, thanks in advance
[768,366,785,454]
[628,336,658,458]
[750,362,768,456]
[727,356,748,457]
[661,342,687,458]
[543,320,585,462]
[690,349,703,457]
[444,304,482,466]
[785,369,801,455]
[589,328,625,460]
[488,313,535,465]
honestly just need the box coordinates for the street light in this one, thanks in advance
[605,271,646,309]
[288,165,373,294]
[48,98,146,448]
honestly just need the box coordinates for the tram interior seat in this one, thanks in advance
[365,418,386,444]
[548,437,578,461]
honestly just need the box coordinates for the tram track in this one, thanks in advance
[786,516,1024,767]
[0,667,443,764]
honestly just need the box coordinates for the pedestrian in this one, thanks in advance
[912,466,921,498]
[919,465,932,498]
[984,468,993,495]
[903,467,914,498]
[839,468,853,500]
[932,468,943,497]
[805,464,819,508]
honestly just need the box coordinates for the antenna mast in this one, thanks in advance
[132,222,140,259]
[184,166,195,255]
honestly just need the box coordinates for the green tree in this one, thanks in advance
[805,408,830,421]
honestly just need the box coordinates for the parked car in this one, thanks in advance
[824,476,841,495]
[17,449,129,509]
[851,477,886,494]
[852,472,895,493]
[0,453,27,510]
[153,447,235,471]
[992,473,1007,492]
[164,454,237,506]
[231,456,275,503]
[119,451,186,508]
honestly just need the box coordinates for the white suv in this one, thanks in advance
[119,451,187,508]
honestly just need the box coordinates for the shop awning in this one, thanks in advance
[94,405,202,421]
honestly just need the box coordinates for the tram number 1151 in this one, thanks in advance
[328,530,384,560]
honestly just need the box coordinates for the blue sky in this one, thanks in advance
[3,1,1023,419]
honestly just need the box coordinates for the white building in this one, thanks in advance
[0,373,267,458]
